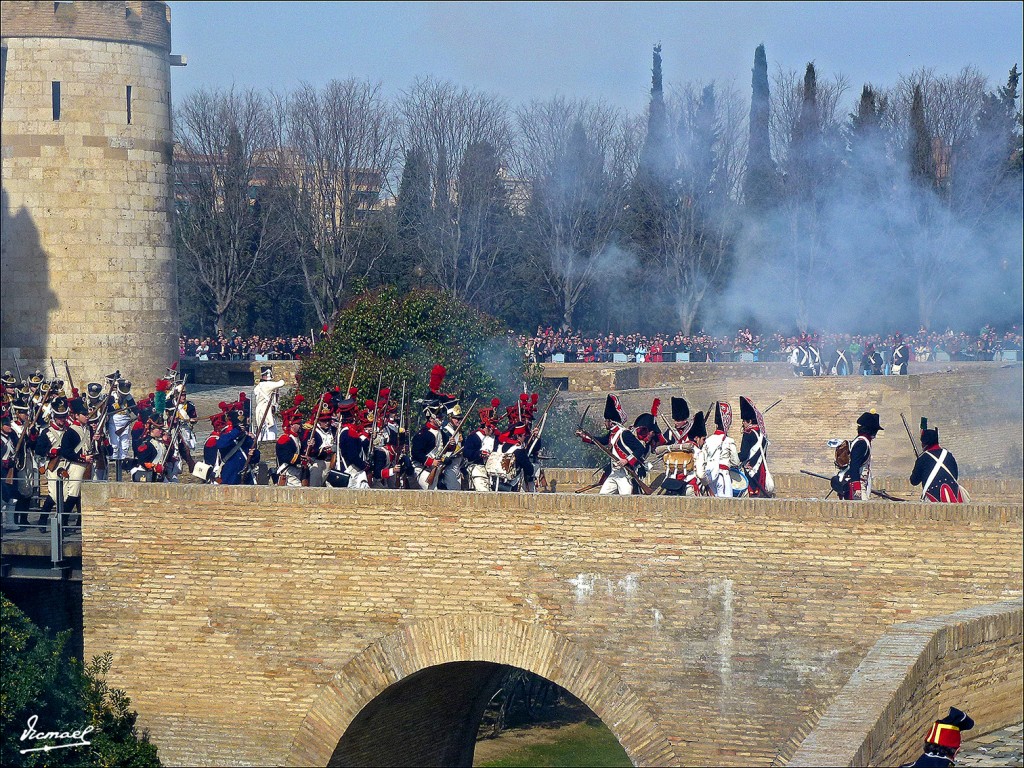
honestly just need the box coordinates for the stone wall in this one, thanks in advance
[82,483,1022,767]
[1,1,178,389]
[788,600,1023,767]
[554,363,1023,478]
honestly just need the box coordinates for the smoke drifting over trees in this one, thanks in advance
[175,48,1022,338]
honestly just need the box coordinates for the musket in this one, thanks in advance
[239,395,273,483]
[900,413,920,459]
[346,358,358,395]
[577,426,653,495]
[299,393,327,487]
[50,357,59,382]
[575,468,611,494]
[364,370,385,484]
[800,469,906,502]
[528,384,561,455]
[763,398,783,414]
[63,360,76,398]
[12,353,23,384]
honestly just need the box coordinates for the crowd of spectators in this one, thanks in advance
[180,326,1022,366]
[519,326,1023,365]
[180,333,313,361]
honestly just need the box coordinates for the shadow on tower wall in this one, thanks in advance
[1,187,59,373]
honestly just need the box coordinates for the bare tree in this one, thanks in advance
[514,96,636,329]
[284,79,399,327]
[399,78,515,301]
[174,86,281,334]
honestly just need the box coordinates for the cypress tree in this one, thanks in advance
[639,44,671,180]
[744,44,776,209]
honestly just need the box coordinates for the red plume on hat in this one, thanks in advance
[170,361,178,371]
[294,394,305,406]
[155,378,170,393]
[519,393,529,403]
[651,398,660,417]
[429,364,447,393]
[530,393,539,405]
[491,397,501,409]
[348,387,358,398]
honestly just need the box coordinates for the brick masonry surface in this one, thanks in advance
[788,600,1023,767]
[81,483,1022,767]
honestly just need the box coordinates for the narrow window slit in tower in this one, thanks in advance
[52,81,61,120]
[126,85,132,124]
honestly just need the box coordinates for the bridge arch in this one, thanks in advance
[287,614,678,767]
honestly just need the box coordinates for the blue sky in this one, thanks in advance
[169,1,1023,112]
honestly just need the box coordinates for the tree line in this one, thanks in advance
[174,46,1023,338]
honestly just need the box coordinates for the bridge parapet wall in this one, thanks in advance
[82,484,1022,767]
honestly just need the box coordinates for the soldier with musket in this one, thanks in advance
[57,398,95,525]
[33,396,70,531]
[274,397,307,487]
[5,396,38,524]
[576,394,648,496]
[910,422,963,503]
[216,407,260,485]
[738,396,774,497]
[492,420,536,492]
[465,399,500,492]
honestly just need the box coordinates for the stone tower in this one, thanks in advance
[1,0,180,390]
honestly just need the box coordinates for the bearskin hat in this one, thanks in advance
[689,411,707,439]
[603,394,625,424]
[671,397,689,422]
[856,410,883,434]
[714,402,733,433]
[739,396,757,423]
[633,412,656,432]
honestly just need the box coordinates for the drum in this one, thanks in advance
[729,467,749,498]
[663,447,695,476]
[484,450,506,478]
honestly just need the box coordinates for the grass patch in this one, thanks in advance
[477,720,631,767]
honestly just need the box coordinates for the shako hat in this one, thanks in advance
[117,378,132,393]
[688,411,707,440]
[0,371,15,387]
[856,410,883,434]
[50,397,69,418]
[478,398,501,427]
[925,707,974,751]
[29,370,43,386]
[921,425,939,446]
[714,401,733,433]
[86,382,103,399]
[260,365,273,380]
[69,398,89,416]
[603,394,625,424]
[670,397,690,423]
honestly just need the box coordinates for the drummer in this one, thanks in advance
[655,398,709,496]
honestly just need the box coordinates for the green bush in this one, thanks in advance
[0,596,160,767]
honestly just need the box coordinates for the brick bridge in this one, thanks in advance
[82,483,1022,767]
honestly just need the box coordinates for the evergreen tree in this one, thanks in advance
[743,44,776,209]
[392,147,435,289]
[638,44,671,181]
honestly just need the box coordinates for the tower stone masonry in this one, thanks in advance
[1,0,180,389]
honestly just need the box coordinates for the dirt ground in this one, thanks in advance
[473,720,592,766]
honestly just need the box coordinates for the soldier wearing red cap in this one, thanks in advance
[275,396,306,487]
[704,402,741,498]
[307,396,337,487]
[335,399,371,489]
[465,399,500,492]
[132,415,169,483]
[900,707,973,767]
